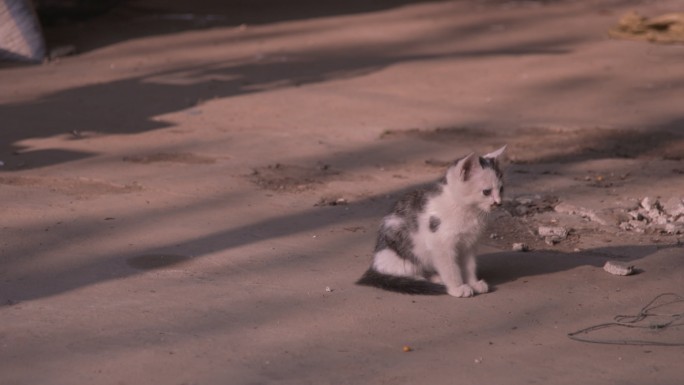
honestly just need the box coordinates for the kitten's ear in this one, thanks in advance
[448,153,476,183]
[483,145,507,160]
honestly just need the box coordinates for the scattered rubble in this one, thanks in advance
[506,195,558,216]
[500,194,683,250]
[619,197,684,234]
[603,261,635,276]
[554,202,607,225]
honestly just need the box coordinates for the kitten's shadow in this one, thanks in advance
[477,244,673,288]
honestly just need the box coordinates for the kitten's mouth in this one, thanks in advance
[482,202,501,212]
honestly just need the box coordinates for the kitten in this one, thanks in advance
[357,145,506,297]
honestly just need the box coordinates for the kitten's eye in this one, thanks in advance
[482,188,492,196]
[499,186,504,194]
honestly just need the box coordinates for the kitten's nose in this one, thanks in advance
[492,200,501,207]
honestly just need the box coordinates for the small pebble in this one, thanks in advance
[512,243,529,252]
[538,226,568,238]
[402,345,412,352]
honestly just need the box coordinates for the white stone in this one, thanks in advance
[538,226,568,238]
[641,197,653,211]
[603,261,634,276]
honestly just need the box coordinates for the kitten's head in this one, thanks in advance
[446,145,506,212]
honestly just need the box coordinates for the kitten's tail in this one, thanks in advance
[356,268,447,295]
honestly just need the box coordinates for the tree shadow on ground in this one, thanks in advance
[37,0,446,54]
[0,38,575,170]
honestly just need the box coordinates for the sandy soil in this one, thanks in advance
[1,0,684,384]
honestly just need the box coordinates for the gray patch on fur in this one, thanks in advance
[479,156,503,178]
[374,225,417,263]
[375,181,444,263]
[429,216,441,232]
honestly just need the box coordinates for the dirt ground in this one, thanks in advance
[2,0,684,384]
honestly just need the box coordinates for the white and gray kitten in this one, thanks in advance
[357,146,506,297]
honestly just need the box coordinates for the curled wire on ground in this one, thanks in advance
[568,293,684,346]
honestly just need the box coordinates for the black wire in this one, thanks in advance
[568,293,684,346]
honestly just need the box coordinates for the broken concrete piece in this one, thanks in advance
[613,211,632,225]
[620,219,646,233]
[538,226,568,246]
[512,243,529,252]
[603,261,634,276]
[553,202,575,215]
[664,223,676,234]
[664,223,684,235]
[652,212,668,225]
[640,197,654,211]
[628,210,644,221]
[538,226,568,238]
[663,197,684,218]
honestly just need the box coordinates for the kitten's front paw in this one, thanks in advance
[470,280,489,294]
[448,284,474,298]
